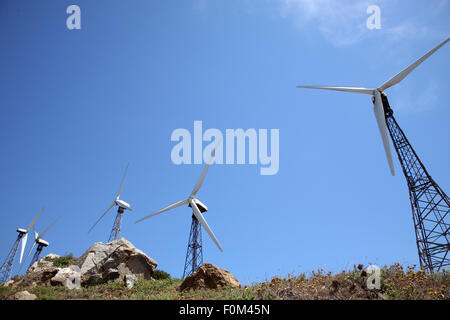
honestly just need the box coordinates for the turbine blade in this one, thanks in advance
[297,85,374,95]
[88,202,115,233]
[134,199,188,224]
[379,38,450,91]
[190,139,222,197]
[116,163,129,200]
[23,241,36,267]
[19,233,28,264]
[190,199,223,252]
[373,91,395,176]
[27,206,45,231]
[39,216,61,239]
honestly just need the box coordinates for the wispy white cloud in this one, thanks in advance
[264,0,447,47]
[268,0,377,47]
[383,21,448,45]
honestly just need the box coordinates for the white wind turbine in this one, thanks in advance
[88,163,132,241]
[135,143,222,277]
[21,216,61,272]
[0,207,45,284]
[297,39,450,273]
[297,38,449,176]
[18,207,45,264]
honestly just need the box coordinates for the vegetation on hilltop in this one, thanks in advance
[1,263,448,300]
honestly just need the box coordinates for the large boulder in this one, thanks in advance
[76,238,158,286]
[50,266,81,289]
[17,254,61,287]
[178,263,240,291]
[1,280,14,287]
[124,274,137,289]
[11,290,37,300]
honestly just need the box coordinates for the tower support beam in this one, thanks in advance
[0,232,25,284]
[383,94,449,272]
[28,244,45,271]
[109,207,124,242]
[183,214,203,279]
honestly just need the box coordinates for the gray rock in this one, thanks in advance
[12,290,37,300]
[125,274,137,289]
[2,280,14,287]
[76,238,158,286]
[28,253,60,272]
[50,266,81,289]
[43,253,61,261]
[18,254,61,287]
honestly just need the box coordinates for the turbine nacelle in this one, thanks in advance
[189,198,208,213]
[17,228,28,234]
[37,239,49,247]
[115,199,132,211]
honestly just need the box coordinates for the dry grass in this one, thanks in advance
[248,264,449,300]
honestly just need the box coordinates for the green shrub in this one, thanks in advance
[30,286,61,300]
[0,286,12,299]
[52,254,77,268]
[153,269,171,280]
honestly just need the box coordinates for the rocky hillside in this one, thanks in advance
[1,239,449,300]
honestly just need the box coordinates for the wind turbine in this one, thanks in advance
[22,216,61,272]
[88,163,132,242]
[135,143,222,278]
[0,207,45,284]
[297,38,449,272]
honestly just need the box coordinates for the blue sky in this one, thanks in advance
[0,0,449,284]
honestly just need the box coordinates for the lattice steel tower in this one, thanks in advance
[27,240,49,270]
[0,231,26,284]
[109,207,124,242]
[183,214,204,279]
[382,94,449,272]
